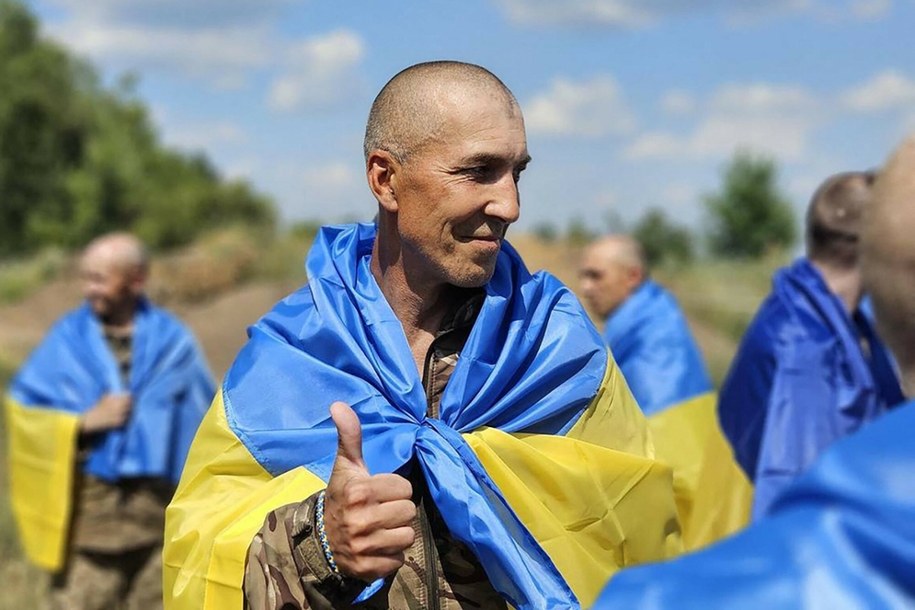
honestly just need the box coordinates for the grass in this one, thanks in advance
[0,248,68,305]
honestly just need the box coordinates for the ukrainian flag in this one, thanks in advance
[5,301,214,571]
[603,280,752,549]
[164,224,681,610]
[593,400,915,609]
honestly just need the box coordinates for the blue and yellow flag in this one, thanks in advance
[164,223,680,610]
[4,300,214,571]
[604,280,751,549]
[593,400,915,610]
[719,258,904,520]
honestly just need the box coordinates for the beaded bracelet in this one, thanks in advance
[315,490,341,574]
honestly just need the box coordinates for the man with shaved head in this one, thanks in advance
[580,236,750,549]
[718,171,904,521]
[164,61,679,610]
[5,232,214,610]
[593,135,915,610]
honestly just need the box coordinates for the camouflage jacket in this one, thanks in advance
[244,291,507,610]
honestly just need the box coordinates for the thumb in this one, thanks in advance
[330,401,367,473]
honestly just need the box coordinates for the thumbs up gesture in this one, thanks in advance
[324,401,417,581]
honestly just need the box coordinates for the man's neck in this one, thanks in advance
[810,259,862,315]
[100,302,138,331]
[370,245,451,375]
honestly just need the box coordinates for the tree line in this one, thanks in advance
[0,1,274,258]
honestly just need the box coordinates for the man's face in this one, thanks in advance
[579,249,639,319]
[80,252,140,320]
[390,94,530,289]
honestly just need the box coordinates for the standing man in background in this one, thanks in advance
[5,232,215,610]
[593,135,915,610]
[718,171,904,520]
[580,235,751,549]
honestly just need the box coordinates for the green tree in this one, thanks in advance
[632,208,695,267]
[0,0,275,257]
[704,151,797,258]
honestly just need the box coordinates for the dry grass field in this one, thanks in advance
[0,229,785,608]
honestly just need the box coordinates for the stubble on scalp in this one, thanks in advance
[363,61,520,164]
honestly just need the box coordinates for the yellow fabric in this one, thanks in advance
[465,359,681,608]
[165,357,680,609]
[4,395,80,571]
[163,392,325,610]
[647,392,752,550]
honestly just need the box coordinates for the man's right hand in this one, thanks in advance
[80,393,132,434]
[323,401,417,581]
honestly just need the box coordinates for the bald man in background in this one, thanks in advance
[718,171,904,521]
[593,135,915,610]
[580,237,751,549]
[5,233,214,610]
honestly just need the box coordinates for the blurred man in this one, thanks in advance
[718,171,904,520]
[164,61,680,610]
[580,236,751,549]
[593,135,915,610]
[5,233,214,610]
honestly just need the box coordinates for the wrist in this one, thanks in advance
[315,489,341,574]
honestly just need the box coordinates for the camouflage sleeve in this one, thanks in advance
[243,491,367,610]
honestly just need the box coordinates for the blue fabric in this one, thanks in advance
[223,223,608,610]
[9,300,215,483]
[592,399,915,610]
[603,280,712,416]
[718,258,904,519]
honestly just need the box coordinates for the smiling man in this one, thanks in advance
[164,62,680,610]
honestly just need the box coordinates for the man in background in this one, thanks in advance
[593,135,915,610]
[718,171,904,520]
[580,235,751,549]
[5,232,214,610]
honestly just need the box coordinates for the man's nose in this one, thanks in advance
[485,176,521,224]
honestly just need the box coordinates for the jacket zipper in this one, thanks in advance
[420,341,441,608]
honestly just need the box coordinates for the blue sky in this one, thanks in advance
[27,0,915,234]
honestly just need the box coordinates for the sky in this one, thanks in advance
[26,0,915,234]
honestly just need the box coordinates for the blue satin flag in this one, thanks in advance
[9,300,215,483]
[224,223,609,609]
[718,258,903,518]
[593,400,915,610]
[603,280,712,414]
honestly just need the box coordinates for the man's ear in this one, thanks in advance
[367,150,399,213]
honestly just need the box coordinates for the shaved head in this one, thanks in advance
[586,236,648,273]
[806,171,875,269]
[363,61,520,163]
[862,135,915,395]
[80,232,149,324]
[82,232,149,274]
[579,235,647,319]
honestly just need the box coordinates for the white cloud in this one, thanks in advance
[49,21,273,89]
[851,0,893,19]
[841,70,915,112]
[660,90,696,116]
[626,82,822,161]
[161,121,247,152]
[497,0,889,28]
[268,30,366,113]
[525,75,636,137]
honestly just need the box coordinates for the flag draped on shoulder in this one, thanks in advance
[164,223,680,610]
[5,300,214,570]
[604,280,751,549]
[718,258,904,519]
[593,400,915,610]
